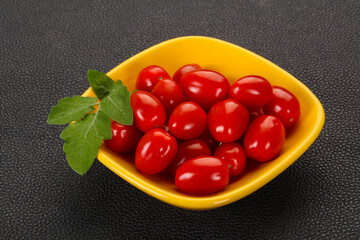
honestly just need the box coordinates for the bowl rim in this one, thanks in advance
[83,36,325,210]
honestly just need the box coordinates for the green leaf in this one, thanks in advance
[60,110,112,175]
[87,70,115,100]
[47,96,98,125]
[101,81,133,125]
[131,89,139,95]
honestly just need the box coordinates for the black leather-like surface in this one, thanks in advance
[1,0,359,239]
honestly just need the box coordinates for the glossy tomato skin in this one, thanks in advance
[172,64,201,83]
[262,86,300,128]
[168,139,211,177]
[244,115,285,162]
[151,79,185,116]
[175,156,229,194]
[208,99,249,143]
[214,143,246,176]
[229,75,272,109]
[169,101,207,140]
[198,128,221,153]
[135,128,177,175]
[104,122,143,154]
[136,65,171,92]
[130,90,166,132]
[180,70,230,111]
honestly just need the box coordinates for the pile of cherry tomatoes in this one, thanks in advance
[104,64,300,195]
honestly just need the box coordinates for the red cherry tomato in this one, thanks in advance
[135,128,177,175]
[198,128,220,153]
[180,70,230,111]
[244,115,285,162]
[168,139,211,177]
[104,122,143,154]
[172,64,201,83]
[208,99,249,143]
[249,108,264,122]
[175,156,229,194]
[136,65,171,92]
[262,86,301,128]
[214,143,246,176]
[151,79,185,116]
[229,75,272,109]
[169,101,207,140]
[161,121,170,132]
[130,90,166,132]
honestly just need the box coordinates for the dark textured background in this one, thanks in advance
[1,0,359,239]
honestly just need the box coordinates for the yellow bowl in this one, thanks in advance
[82,36,325,210]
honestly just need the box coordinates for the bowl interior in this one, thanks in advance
[83,36,324,210]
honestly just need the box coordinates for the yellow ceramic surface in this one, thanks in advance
[82,36,325,210]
